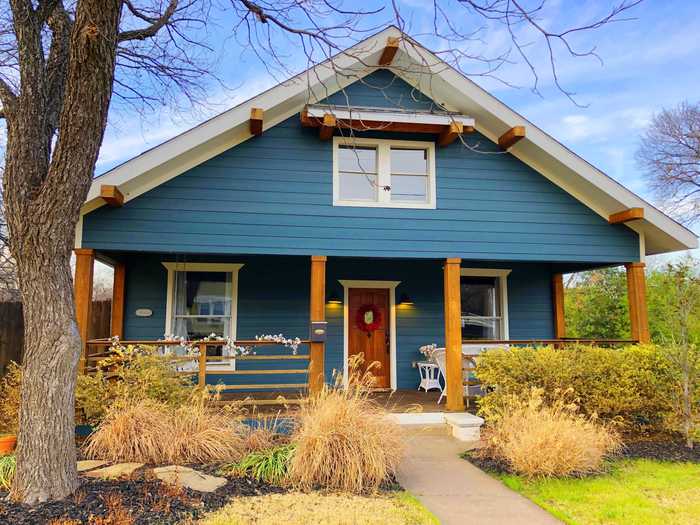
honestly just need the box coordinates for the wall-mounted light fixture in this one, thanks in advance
[327,291,342,305]
[399,293,414,306]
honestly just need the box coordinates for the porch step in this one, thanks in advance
[388,412,484,442]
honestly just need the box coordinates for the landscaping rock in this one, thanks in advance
[77,460,108,472]
[84,462,144,479]
[153,465,227,493]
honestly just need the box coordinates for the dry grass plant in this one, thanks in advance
[0,362,21,434]
[477,388,622,478]
[84,392,247,464]
[287,355,404,493]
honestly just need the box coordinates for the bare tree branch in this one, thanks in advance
[118,0,179,42]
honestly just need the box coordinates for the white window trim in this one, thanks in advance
[162,262,244,371]
[460,268,511,340]
[332,136,436,209]
[338,279,400,391]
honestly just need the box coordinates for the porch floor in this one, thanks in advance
[220,389,475,415]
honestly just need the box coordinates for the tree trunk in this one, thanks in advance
[12,249,81,502]
[3,0,122,503]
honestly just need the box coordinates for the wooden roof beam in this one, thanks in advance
[378,37,400,66]
[609,207,644,224]
[250,107,263,136]
[498,126,526,150]
[100,185,124,207]
[319,113,336,140]
[438,121,464,147]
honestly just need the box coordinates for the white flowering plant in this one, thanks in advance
[418,343,439,362]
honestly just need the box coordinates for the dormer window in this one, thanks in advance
[333,137,436,209]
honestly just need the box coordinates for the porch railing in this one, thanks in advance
[85,339,312,397]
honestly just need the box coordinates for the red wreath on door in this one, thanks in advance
[356,304,382,335]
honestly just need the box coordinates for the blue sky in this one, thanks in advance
[96,0,699,258]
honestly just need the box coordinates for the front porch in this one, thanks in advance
[75,250,649,411]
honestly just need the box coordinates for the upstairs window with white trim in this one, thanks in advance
[460,269,511,340]
[333,138,436,208]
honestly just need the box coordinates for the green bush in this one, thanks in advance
[224,444,296,485]
[476,345,672,431]
[76,345,194,424]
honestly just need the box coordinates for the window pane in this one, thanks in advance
[339,172,377,201]
[339,146,377,173]
[460,276,499,317]
[391,148,427,175]
[462,317,501,340]
[176,316,230,340]
[174,271,232,316]
[391,174,427,202]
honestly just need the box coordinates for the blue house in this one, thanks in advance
[75,27,697,411]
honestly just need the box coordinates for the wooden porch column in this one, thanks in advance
[111,262,126,338]
[309,255,327,394]
[625,262,650,343]
[552,273,566,338]
[444,258,465,412]
[74,248,95,373]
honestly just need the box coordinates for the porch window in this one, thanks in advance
[162,262,243,359]
[333,137,436,208]
[460,269,511,340]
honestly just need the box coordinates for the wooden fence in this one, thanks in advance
[0,299,112,374]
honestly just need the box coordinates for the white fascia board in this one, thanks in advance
[82,26,402,215]
[392,40,697,254]
[306,105,475,128]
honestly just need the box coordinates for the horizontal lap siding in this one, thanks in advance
[84,70,639,263]
[120,254,558,389]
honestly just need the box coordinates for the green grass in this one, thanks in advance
[221,444,295,485]
[0,454,16,491]
[498,459,700,525]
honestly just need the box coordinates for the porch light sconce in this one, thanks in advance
[399,293,414,306]
[327,291,342,305]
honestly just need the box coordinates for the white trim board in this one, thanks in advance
[339,279,400,390]
[80,26,697,256]
[460,268,511,340]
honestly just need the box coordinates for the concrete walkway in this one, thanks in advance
[396,426,561,525]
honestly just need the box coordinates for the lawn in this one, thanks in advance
[197,491,439,525]
[498,459,700,525]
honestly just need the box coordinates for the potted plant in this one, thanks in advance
[0,362,21,454]
[0,433,16,454]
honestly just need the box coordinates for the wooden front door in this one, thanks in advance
[348,288,390,388]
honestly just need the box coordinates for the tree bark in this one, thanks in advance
[4,0,122,503]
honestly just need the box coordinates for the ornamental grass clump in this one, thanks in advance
[0,362,21,435]
[287,357,404,493]
[477,388,622,478]
[0,454,16,491]
[84,395,247,464]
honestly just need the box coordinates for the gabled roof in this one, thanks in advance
[83,26,697,256]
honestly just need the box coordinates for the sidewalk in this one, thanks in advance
[396,426,561,525]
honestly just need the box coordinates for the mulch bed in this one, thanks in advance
[463,435,700,477]
[0,470,286,525]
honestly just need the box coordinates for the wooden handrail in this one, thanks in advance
[86,339,312,346]
[461,338,637,346]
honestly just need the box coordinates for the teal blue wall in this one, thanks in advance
[118,253,555,389]
[83,70,639,264]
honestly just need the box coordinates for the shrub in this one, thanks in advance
[0,362,21,435]
[287,360,404,493]
[0,454,16,491]
[225,444,296,485]
[477,388,621,478]
[76,345,194,424]
[84,397,247,464]
[476,345,671,430]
